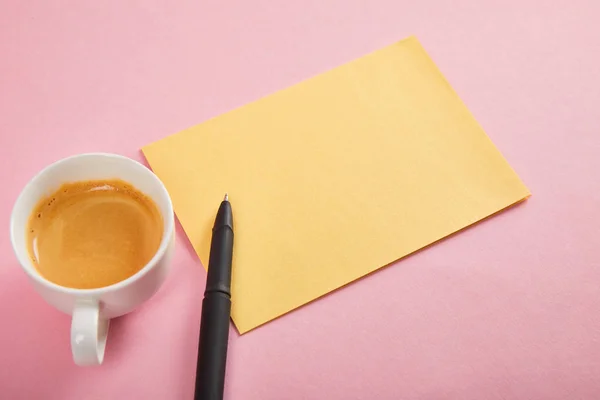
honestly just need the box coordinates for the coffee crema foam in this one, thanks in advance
[27,179,163,289]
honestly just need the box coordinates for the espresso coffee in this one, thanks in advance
[26,179,163,289]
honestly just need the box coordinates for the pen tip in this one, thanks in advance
[224,193,229,201]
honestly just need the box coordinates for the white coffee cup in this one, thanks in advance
[10,153,175,366]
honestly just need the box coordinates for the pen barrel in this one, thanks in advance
[195,292,231,400]
[205,224,233,294]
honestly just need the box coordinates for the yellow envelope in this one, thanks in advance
[143,37,530,334]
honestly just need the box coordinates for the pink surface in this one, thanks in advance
[1,0,599,399]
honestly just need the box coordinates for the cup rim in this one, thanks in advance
[10,152,175,295]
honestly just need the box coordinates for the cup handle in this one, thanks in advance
[70,299,109,366]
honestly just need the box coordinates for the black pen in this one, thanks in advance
[194,194,234,400]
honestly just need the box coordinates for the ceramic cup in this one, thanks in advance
[10,153,175,366]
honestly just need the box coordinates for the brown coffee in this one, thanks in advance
[26,179,163,289]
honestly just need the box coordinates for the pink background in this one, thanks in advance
[1,0,599,399]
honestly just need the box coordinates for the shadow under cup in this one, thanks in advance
[10,153,175,366]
